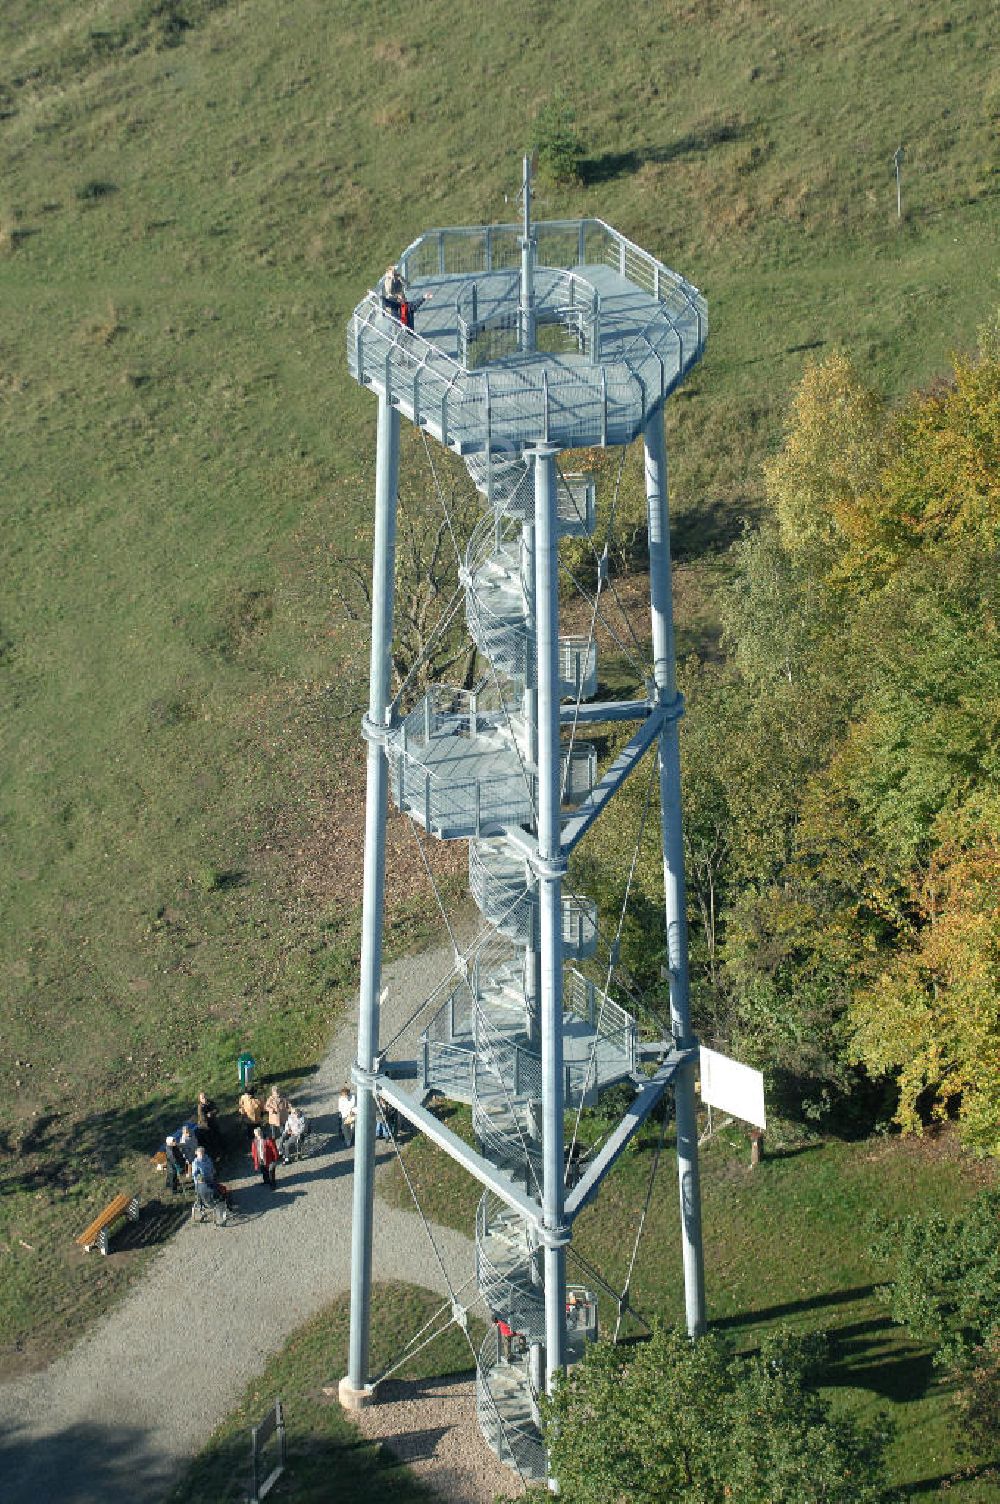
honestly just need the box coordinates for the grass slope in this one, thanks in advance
[0,0,996,1373]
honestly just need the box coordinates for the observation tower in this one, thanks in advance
[340,160,708,1486]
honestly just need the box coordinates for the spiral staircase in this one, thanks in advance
[382,431,644,1477]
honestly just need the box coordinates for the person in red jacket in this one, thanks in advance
[251,1125,279,1188]
[494,1315,517,1362]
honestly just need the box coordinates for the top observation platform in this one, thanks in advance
[346,218,707,455]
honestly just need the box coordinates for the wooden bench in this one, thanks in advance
[76,1192,140,1255]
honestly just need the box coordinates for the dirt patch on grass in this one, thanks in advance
[255,690,466,920]
[862,1122,999,1185]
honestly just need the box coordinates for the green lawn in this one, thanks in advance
[380,1114,998,1498]
[1,0,996,1400]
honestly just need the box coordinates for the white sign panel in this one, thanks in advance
[699,1046,766,1129]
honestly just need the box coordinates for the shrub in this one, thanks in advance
[534,96,584,184]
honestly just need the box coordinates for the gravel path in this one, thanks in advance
[353,1374,521,1503]
[0,941,516,1504]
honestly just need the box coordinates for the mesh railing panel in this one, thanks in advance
[468,841,535,940]
[561,896,598,958]
[475,1335,546,1482]
[561,743,597,804]
[424,976,475,1043]
[565,967,637,1072]
[556,472,595,536]
[424,1041,476,1099]
[558,639,598,701]
[475,1192,545,1339]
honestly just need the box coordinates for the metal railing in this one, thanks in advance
[461,511,598,694]
[561,895,599,960]
[476,1191,544,1340]
[469,839,535,942]
[473,1084,542,1183]
[388,686,597,835]
[565,968,637,1075]
[347,297,652,450]
[454,267,602,369]
[463,454,594,539]
[467,843,599,959]
[558,635,598,701]
[348,218,707,454]
[387,686,535,837]
[397,217,706,339]
[475,1333,546,1483]
[556,471,596,537]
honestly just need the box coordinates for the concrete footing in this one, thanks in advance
[338,1376,375,1411]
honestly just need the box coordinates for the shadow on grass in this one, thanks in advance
[906,1463,999,1496]
[5,1097,192,1195]
[4,1067,326,1197]
[169,1410,445,1504]
[713,1284,877,1330]
[579,121,752,185]
[114,1195,190,1250]
[827,1316,936,1402]
[767,1141,825,1161]
[667,495,764,561]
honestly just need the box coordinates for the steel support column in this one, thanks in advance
[342,395,401,1405]
[643,405,706,1339]
[522,516,541,1060]
[530,444,567,1394]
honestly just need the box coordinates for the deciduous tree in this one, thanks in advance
[526,1326,893,1503]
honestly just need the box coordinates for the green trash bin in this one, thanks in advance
[237,1052,256,1089]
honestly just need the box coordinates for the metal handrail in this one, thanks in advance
[475,1191,544,1337]
[454,267,602,368]
[350,217,707,454]
[397,216,705,328]
[475,1332,546,1482]
[565,968,637,1074]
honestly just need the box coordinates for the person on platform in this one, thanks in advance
[380,263,406,320]
[378,263,431,330]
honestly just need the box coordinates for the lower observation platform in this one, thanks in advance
[346,216,707,454]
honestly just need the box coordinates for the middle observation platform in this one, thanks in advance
[347,217,707,456]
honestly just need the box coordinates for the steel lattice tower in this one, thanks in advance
[339,161,708,1484]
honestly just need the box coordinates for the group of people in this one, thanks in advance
[162,1071,392,1209]
[238,1083,309,1188]
[379,264,433,332]
[162,1092,224,1212]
